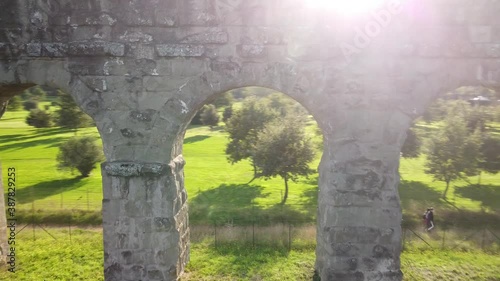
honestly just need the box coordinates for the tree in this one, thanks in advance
[57,137,104,177]
[55,91,93,132]
[6,96,22,111]
[264,92,307,117]
[222,106,233,123]
[30,86,46,101]
[253,117,315,204]
[424,113,483,198]
[422,98,447,123]
[200,104,219,128]
[23,100,38,111]
[225,98,276,178]
[25,109,53,128]
[467,106,487,132]
[231,88,251,100]
[214,92,234,107]
[401,127,421,158]
[190,108,203,125]
[479,135,500,175]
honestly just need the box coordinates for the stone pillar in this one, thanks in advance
[101,157,189,281]
[315,110,407,281]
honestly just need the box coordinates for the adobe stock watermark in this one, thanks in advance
[340,0,404,64]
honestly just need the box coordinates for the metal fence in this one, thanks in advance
[13,221,499,255]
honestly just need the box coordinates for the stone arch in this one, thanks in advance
[182,85,325,225]
[0,59,74,117]
[4,0,500,280]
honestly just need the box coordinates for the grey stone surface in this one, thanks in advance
[1,0,500,280]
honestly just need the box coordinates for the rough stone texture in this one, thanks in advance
[102,157,188,281]
[1,0,500,280]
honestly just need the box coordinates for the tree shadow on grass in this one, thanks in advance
[189,183,317,225]
[296,175,319,220]
[189,184,269,224]
[0,127,71,143]
[0,134,24,141]
[0,136,67,151]
[398,180,443,209]
[14,177,86,204]
[189,244,315,280]
[184,135,210,144]
[455,184,500,211]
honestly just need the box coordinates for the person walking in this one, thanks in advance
[425,207,435,231]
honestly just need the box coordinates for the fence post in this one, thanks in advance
[86,185,90,211]
[481,228,486,250]
[441,229,446,249]
[252,221,255,248]
[214,221,217,249]
[32,200,36,241]
[252,204,255,248]
[402,228,406,251]
[68,217,72,244]
[288,223,292,251]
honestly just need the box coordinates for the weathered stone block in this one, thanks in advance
[26,43,42,56]
[179,29,228,44]
[179,0,218,26]
[103,162,169,177]
[69,41,125,56]
[0,28,22,43]
[170,58,210,76]
[69,12,118,26]
[70,26,98,41]
[154,0,177,27]
[68,57,110,75]
[52,26,69,42]
[104,262,124,281]
[210,61,241,77]
[239,27,284,45]
[139,27,177,43]
[156,44,204,57]
[127,44,155,60]
[41,43,67,57]
[237,44,266,58]
[118,30,154,43]
[122,264,146,280]
[469,25,492,43]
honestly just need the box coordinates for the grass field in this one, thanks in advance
[2,107,499,226]
[0,227,498,281]
[1,103,500,280]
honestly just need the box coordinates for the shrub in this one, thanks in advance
[200,104,219,127]
[190,109,203,125]
[214,92,234,107]
[23,100,38,110]
[57,137,104,177]
[222,106,233,123]
[6,95,22,111]
[25,109,53,128]
[55,92,94,130]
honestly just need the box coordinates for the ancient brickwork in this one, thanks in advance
[1,0,500,280]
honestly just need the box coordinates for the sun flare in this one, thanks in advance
[305,0,387,15]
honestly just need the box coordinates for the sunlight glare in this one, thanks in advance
[305,0,387,15]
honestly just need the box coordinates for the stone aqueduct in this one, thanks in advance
[1,0,499,280]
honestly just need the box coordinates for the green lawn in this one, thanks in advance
[1,107,500,281]
[0,228,498,281]
[1,108,500,226]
